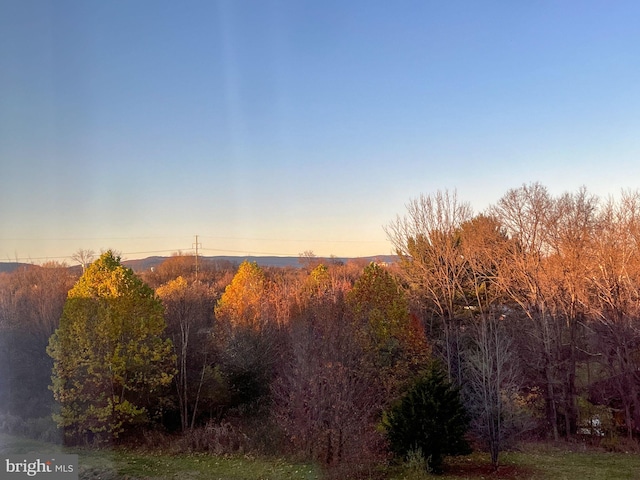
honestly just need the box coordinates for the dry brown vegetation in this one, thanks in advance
[2,183,640,476]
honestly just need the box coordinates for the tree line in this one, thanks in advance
[387,184,640,454]
[1,182,639,474]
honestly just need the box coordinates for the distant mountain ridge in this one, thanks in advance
[122,255,398,272]
[0,255,398,274]
[0,262,30,274]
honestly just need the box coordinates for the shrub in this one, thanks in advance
[177,421,249,454]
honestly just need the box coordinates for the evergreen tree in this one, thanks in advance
[382,362,470,473]
[47,251,175,444]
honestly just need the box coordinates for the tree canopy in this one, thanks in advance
[215,260,266,329]
[47,251,175,444]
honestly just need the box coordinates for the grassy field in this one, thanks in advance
[386,444,640,480]
[2,433,640,479]
[0,433,321,480]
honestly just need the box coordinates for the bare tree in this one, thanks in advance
[456,214,523,468]
[464,314,520,469]
[543,187,598,436]
[272,297,384,466]
[385,190,473,383]
[490,183,565,440]
[587,191,640,437]
[71,248,95,272]
[157,276,217,430]
[0,263,76,419]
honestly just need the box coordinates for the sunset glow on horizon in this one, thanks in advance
[3,1,640,263]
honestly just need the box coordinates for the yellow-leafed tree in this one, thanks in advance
[215,260,266,328]
[47,251,175,444]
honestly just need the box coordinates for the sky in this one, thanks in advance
[2,1,640,264]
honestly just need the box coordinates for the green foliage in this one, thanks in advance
[6,432,640,480]
[0,432,322,480]
[305,263,331,297]
[348,262,411,350]
[47,251,176,444]
[347,262,429,393]
[382,362,471,473]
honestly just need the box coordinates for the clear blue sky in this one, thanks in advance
[2,1,640,263]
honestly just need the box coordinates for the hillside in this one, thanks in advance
[0,262,30,274]
[121,255,398,272]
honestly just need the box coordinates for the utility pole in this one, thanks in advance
[193,235,202,281]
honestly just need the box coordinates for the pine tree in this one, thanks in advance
[382,362,471,473]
